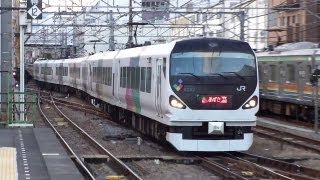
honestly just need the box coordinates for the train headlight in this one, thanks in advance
[242,96,258,109]
[169,95,186,109]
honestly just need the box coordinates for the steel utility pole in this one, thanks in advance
[239,11,245,41]
[19,1,27,122]
[109,10,115,51]
[127,0,133,48]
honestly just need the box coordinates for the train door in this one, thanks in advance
[155,58,162,117]
[279,62,286,96]
[89,64,93,92]
[259,62,268,95]
[266,62,279,96]
[283,61,298,98]
[113,59,120,101]
[297,61,307,99]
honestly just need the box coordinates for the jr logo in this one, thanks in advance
[237,86,246,91]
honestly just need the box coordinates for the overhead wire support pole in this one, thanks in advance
[312,50,319,133]
[109,10,115,51]
[127,0,133,48]
[239,11,245,41]
[19,1,27,123]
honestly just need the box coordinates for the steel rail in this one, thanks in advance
[254,125,320,153]
[37,93,96,180]
[222,153,294,180]
[40,96,110,119]
[49,94,142,180]
[197,156,248,180]
[236,152,320,180]
[198,154,294,180]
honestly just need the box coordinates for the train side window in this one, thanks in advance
[140,67,146,92]
[124,67,127,88]
[146,67,152,93]
[270,65,277,81]
[106,67,109,85]
[107,67,110,85]
[65,67,68,76]
[258,65,262,80]
[97,67,101,83]
[82,67,87,80]
[92,67,95,82]
[105,67,107,84]
[93,67,96,82]
[163,58,166,79]
[120,67,123,87]
[101,67,105,84]
[127,67,131,89]
[287,64,295,82]
[130,67,135,89]
[135,67,140,90]
[307,65,312,77]
[108,67,112,86]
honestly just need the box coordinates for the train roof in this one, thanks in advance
[256,48,320,61]
[257,48,320,57]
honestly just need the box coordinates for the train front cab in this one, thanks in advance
[164,38,259,151]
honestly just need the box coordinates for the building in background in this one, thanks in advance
[168,0,268,51]
[141,0,170,22]
[268,0,320,46]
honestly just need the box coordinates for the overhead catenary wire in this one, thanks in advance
[24,0,320,55]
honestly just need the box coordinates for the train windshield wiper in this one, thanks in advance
[208,73,228,79]
[222,72,245,81]
[178,73,200,80]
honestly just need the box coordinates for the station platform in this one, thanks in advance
[0,128,84,180]
[257,116,320,141]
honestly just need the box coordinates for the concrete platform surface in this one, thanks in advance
[0,128,84,180]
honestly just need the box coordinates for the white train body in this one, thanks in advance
[33,38,259,151]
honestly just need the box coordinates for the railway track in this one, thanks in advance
[34,87,320,179]
[198,154,293,180]
[38,93,142,180]
[253,125,320,154]
[235,152,320,180]
[40,95,110,119]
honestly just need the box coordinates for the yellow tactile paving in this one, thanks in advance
[0,147,18,180]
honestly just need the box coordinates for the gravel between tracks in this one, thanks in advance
[56,100,221,179]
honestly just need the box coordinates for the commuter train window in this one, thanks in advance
[130,67,135,89]
[82,67,88,81]
[258,65,262,80]
[163,58,166,78]
[64,67,68,76]
[122,67,127,88]
[106,67,109,85]
[287,64,296,82]
[140,67,146,92]
[99,67,103,84]
[146,67,152,93]
[135,67,140,90]
[93,67,96,82]
[120,68,123,87]
[270,65,277,81]
[307,65,312,78]
[126,67,130,89]
[108,67,112,86]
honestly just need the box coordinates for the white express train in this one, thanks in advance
[33,37,259,151]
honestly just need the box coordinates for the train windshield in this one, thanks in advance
[171,51,256,77]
